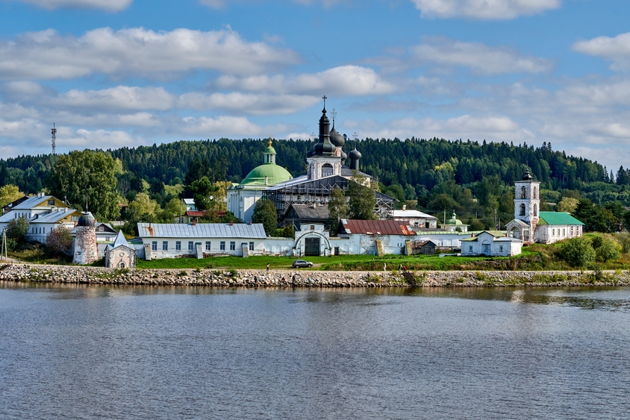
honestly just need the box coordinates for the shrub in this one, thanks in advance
[559,237,596,267]
[590,234,622,262]
[46,226,73,256]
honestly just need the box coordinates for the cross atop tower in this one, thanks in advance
[322,95,327,111]
[332,108,337,124]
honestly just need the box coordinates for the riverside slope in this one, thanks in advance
[1,263,629,287]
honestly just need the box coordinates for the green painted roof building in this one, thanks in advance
[240,139,293,188]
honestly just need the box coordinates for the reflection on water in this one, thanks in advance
[3,280,629,312]
[1,283,629,419]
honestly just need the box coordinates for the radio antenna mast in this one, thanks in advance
[51,123,57,155]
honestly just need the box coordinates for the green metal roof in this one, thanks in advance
[538,211,584,226]
[240,163,292,186]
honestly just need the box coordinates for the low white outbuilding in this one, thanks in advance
[460,231,522,257]
[138,222,268,260]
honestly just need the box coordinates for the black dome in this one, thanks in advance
[330,127,345,147]
[349,148,362,160]
[77,211,96,227]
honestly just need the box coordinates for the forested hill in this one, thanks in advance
[1,138,629,210]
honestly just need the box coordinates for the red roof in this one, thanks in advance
[341,219,415,236]
[186,211,206,217]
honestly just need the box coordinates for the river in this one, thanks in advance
[1,283,629,419]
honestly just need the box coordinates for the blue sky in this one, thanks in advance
[1,0,629,170]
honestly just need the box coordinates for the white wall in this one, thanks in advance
[535,225,583,244]
[142,237,266,260]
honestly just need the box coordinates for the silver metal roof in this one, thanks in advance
[137,223,267,239]
[12,195,53,210]
[30,209,77,224]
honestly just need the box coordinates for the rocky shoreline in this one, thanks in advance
[1,263,629,288]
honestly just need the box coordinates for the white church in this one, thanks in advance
[506,172,584,244]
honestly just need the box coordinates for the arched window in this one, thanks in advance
[519,203,526,216]
[533,186,538,199]
[321,163,333,178]
[533,204,538,217]
[520,186,527,199]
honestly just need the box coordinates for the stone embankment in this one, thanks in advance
[1,263,629,288]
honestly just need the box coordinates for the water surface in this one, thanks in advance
[1,284,629,419]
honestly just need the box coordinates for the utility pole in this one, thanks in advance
[1,230,7,260]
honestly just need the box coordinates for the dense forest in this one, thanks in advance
[1,137,629,229]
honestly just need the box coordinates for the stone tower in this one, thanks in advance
[73,211,98,265]
[514,171,540,240]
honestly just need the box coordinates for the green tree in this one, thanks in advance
[48,150,122,220]
[160,197,186,221]
[559,237,596,267]
[252,199,277,236]
[5,217,29,250]
[127,192,160,222]
[591,234,622,262]
[0,184,24,208]
[557,197,579,213]
[347,176,376,220]
[189,176,218,211]
[328,187,349,232]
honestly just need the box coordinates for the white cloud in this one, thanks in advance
[11,0,131,12]
[411,37,552,74]
[56,86,174,111]
[349,114,533,141]
[573,32,630,71]
[0,27,299,80]
[284,132,315,140]
[410,0,561,20]
[61,127,142,147]
[180,115,285,137]
[178,92,319,115]
[217,65,394,95]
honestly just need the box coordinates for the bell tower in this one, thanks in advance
[514,171,540,239]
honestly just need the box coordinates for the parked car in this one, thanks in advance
[292,259,313,268]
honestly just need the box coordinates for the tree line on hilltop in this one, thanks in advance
[0,138,629,233]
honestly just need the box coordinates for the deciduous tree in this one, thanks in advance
[48,150,122,220]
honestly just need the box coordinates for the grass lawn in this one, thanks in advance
[136,253,519,271]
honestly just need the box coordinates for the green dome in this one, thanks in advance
[447,212,463,225]
[241,163,292,186]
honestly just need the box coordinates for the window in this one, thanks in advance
[205,241,211,251]
[176,241,181,251]
[499,245,504,253]
[520,186,527,199]
[230,241,236,251]
[533,186,538,199]
[469,245,473,252]
[220,241,226,251]
[519,203,526,216]
[162,241,168,251]
[151,241,157,251]
[310,225,315,230]
[48,199,55,205]
[249,242,254,251]
[533,204,538,217]
[321,163,333,177]
[188,241,194,251]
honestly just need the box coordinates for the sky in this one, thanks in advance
[0,0,629,171]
